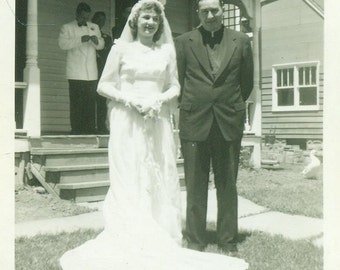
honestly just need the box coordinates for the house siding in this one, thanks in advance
[261,0,324,141]
[262,70,324,140]
[38,0,113,133]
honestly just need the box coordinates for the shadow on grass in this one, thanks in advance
[205,230,252,245]
[182,219,252,247]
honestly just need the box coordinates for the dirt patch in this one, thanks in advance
[15,186,97,223]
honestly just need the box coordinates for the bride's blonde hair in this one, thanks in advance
[128,1,164,42]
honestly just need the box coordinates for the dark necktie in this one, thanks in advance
[78,22,87,27]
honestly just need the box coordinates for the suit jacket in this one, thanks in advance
[175,27,254,142]
[58,20,104,81]
[97,31,113,77]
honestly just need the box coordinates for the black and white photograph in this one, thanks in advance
[1,0,339,269]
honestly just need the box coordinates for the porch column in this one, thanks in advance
[248,0,261,137]
[240,0,262,168]
[23,0,41,136]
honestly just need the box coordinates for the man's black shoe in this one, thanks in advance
[218,243,238,253]
[186,242,206,252]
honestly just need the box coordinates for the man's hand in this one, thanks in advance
[90,35,99,45]
[81,35,91,43]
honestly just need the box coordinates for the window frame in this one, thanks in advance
[272,61,320,112]
[222,4,241,31]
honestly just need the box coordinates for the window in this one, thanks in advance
[272,62,320,111]
[223,4,241,31]
[222,3,252,36]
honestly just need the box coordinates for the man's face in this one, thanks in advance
[197,0,223,32]
[76,10,91,25]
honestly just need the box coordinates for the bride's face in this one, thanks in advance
[137,10,160,39]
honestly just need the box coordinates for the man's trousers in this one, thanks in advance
[68,80,97,134]
[181,119,241,250]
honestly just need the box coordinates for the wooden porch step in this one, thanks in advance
[178,172,186,190]
[177,158,184,171]
[58,182,110,202]
[31,148,108,155]
[30,162,110,202]
[29,140,186,201]
[29,135,109,149]
[31,148,108,167]
[43,163,109,184]
[177,158,184,164]
[44,164,109,172]
[58,180,110,189]
[56,169,109,183]
[15,129,28,137]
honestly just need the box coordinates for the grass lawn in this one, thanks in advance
[15,163,323,269]
[15,229,322,270]
[237,164,323,218]
[15,229,99,270]
[15,187,96,223]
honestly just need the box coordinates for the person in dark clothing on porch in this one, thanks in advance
[111,0,135,41]
[92,11,113,134]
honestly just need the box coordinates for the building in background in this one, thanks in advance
[15,0,325,193]
[261,0,324,150]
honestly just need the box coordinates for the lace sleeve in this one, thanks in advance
[97,43,131,106]
[158,45,180,104]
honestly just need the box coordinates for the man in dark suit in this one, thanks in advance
[111,1,135,41]
[175,0,253,253]
[92,11,113,134]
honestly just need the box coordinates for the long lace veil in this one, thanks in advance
[116,0,174,47]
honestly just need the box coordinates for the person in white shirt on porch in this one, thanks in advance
[58,2,104,135]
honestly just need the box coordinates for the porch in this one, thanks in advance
[15,0,263,201]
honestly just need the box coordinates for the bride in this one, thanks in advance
[60,1,248,269]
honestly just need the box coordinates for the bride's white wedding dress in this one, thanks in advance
[59,41,248,270]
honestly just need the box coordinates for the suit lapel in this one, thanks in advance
[189,30,214,81]
[214,28,237,81]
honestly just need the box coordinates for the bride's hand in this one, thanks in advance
[128,97,144,113]
[141,97,159,111]
[132,96,162,118]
